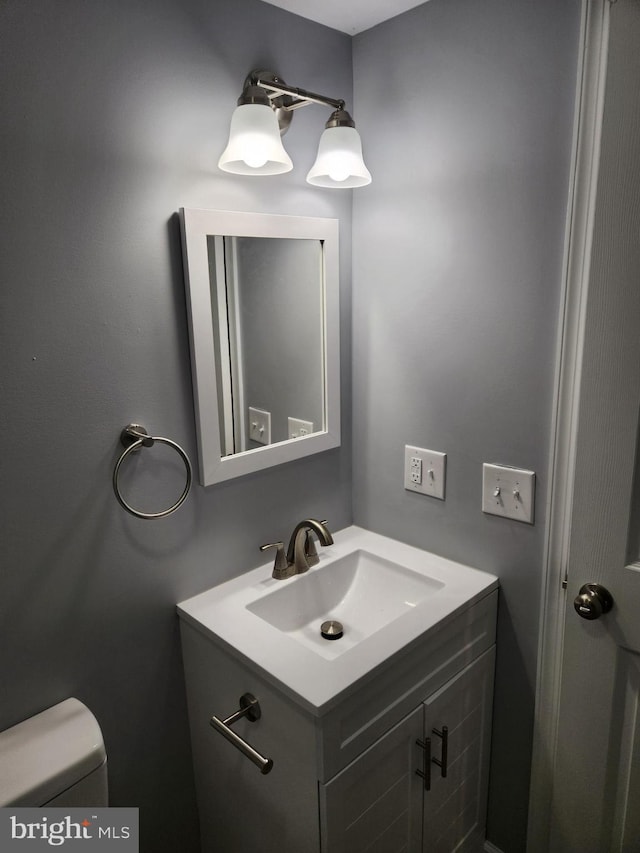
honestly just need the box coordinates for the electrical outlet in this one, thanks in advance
[404,445,446,500]
[482,463,535,523]
[249,407,271,446]
[288,417,314,439]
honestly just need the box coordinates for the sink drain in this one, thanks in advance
[320,620,344,640]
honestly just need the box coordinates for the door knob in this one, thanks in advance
[573,583,614,620]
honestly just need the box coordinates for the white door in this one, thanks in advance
[535,1,640,850]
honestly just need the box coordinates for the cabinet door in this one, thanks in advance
[320,705,424,853]
[422,646,495,853]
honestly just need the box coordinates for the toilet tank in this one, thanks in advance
[0,698,108,807]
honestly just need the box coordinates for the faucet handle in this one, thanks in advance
[259,541,291,579]
[304,520,330,566]
[305,532,319,565]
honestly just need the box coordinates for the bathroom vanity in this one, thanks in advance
[177,526,498,853]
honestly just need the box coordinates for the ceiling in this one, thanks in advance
[258,0,429,35]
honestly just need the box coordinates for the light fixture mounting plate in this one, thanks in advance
[246,70,294,136]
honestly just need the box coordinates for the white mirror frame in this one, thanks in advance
[179,208,340,485]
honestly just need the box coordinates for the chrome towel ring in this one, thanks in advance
[113,423,192,520]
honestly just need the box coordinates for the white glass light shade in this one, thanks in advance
[218,104,292,175]
[306,126,371,188]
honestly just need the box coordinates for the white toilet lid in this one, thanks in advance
[0,697,106,807]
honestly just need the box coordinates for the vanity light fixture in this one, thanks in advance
[218,70,371,188]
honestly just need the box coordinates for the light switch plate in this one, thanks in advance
[482,463,535,523]
[404,446,446,500]
[249,407,271,445]
[288,417,314,439]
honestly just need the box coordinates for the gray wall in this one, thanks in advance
[352,1,581,850]
[237,237,324,445]
[1,0,584,851]
[0,2,352,850]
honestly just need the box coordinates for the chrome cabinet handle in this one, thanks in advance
[416,737,431,790]
[432,726,448,778]
[210,693,274,775]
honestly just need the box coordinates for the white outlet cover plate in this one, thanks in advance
[482,463,535,523]
[404,445,446,500]
[288,417,314,439]
[249,407,271,446]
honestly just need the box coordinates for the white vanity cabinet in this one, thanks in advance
[178,588,497,853]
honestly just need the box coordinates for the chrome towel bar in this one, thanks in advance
[113,423,192,520]
[210,693,273,775]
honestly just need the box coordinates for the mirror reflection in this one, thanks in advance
[208,236,324,456]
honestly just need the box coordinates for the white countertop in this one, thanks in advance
[177,526,498,713]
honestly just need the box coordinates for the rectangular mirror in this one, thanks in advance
[179,209,340,485]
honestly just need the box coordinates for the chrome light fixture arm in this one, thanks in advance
[219,68,371,187]
[250,70,345,118]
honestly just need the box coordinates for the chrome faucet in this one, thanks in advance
[260,518,333,580]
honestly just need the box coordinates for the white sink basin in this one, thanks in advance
[246,549,444,659]
[177,526,498,712]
